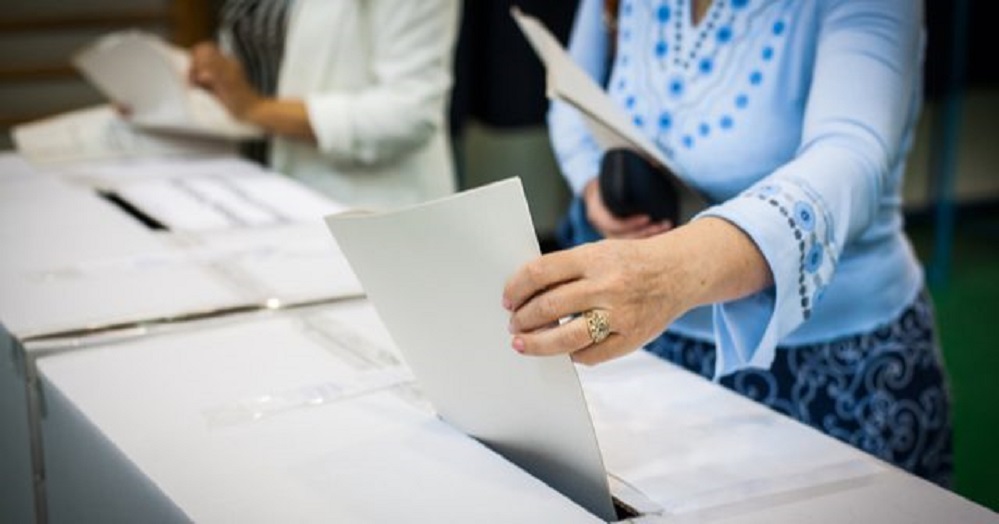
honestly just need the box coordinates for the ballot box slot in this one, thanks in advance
[98,190,168,231]
[613,497,642,519]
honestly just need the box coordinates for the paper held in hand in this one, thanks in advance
[325,178,618,522]
[510,7,708,222]
[72,31,262,140]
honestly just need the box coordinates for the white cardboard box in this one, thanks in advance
[32,303,997,524]
[36,302,603,523]
[579,352,997,523]
[0,156,239,523]
[0,156,362,522]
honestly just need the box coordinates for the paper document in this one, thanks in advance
[511,7,707,222]
[11,106,234,165]
[72,31,262,140]
[325,178,617,521]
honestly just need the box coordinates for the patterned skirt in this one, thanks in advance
[645,290,954,488]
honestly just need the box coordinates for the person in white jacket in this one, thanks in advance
[189,0,459,210]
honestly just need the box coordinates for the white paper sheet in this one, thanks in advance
[510,8,707,222]
[72,31,261,140]
[325,178,617,521]
[11,106,234,165]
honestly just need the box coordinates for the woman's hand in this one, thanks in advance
[583,178,672,239]
[189,42,262,120]
[503,235,690,365]
[503,217,773,365]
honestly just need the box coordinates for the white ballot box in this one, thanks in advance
[0,323,35,524]
[35,301,602,523]
[0,159,249,523]
[579,352,998,523]
[44,155,349,232]
[0,154,363,521]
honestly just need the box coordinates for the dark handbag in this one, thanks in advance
[598,148,680,224]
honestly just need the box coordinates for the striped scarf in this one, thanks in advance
[220,0,291,97]
[219,0,291,164]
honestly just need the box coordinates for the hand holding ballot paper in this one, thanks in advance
[72,31,262,140]
[326,179,618,521]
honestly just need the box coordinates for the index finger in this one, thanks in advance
[503,247,587,311]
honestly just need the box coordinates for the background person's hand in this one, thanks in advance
[502,236,689,365]
[188,42,262,120]
[583,178,672,239]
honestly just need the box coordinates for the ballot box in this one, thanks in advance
[35,301,604,523]
[0,153,363,521]
[0,159,249,523]
[32,303,998,524]
[46,155,347,232]
[579,352,998,523]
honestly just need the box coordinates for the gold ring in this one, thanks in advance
[584,309,610,345]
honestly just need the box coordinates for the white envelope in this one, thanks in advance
[325,178,617,521]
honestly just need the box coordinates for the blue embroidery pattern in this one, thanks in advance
[608,0,800,163]
[744,180,836,320]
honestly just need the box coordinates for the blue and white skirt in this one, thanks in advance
[645,290,953,488]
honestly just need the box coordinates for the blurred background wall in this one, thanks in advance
[0,0,996,512]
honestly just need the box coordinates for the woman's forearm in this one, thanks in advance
[242,98,316,143]
[653,216,773,311]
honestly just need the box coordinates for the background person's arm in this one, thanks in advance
[189,42,317,142]
[303,0,459,166]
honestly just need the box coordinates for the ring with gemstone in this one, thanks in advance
[583,309,610,345]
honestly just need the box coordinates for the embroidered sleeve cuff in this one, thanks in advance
[697,179,838,377]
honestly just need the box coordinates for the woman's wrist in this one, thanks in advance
[239,98,316,142]
[234,93,267,123]
[639,229,702,316]
[644,216,772,313]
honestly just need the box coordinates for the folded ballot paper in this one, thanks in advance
[325,178,618,521]
[510,7,707,223]
[72,31,262,140]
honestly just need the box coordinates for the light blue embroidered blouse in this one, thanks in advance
[548,0,927,377]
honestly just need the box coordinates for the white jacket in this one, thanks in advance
[272,0,459,210]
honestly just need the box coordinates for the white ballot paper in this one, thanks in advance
[326,178,617,522]
[72,31,262,140]
[510,7,707,222]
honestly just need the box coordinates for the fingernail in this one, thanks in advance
[512,338,525,353]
